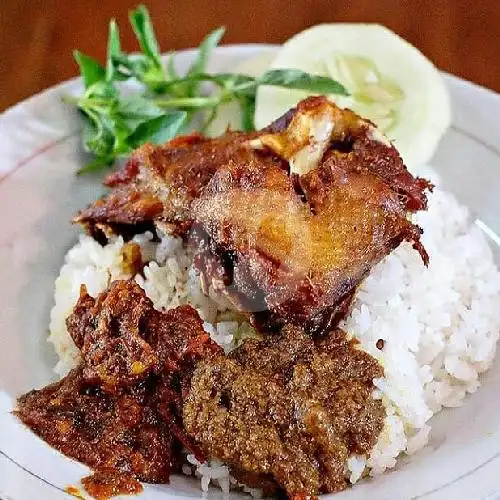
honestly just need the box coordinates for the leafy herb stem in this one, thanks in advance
[153,96,220,109]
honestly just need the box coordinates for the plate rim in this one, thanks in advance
[1,43,500,500]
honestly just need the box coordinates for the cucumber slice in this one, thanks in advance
[255,24,451,167]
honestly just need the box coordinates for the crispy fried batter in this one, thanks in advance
[184,326,385,498]
[256,96,432,211]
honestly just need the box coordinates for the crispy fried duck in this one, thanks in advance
[74,131,284,240]
[75,97,431,334]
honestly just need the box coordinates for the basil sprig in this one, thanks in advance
[71,5,348,173]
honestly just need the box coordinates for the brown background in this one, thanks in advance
[1,0,498,111]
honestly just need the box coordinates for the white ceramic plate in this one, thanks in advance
[1,45,500,500]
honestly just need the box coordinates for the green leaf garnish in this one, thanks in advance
[239,95,256,132]
[166,54,179,80]
[184,27,226,97]
[70,5,348,174]
[105,20,124,81]
[77,153,115,175]
[258,69,349,95]
[127,111,188,148]
[74,51,105,89]
[129,5,163,70]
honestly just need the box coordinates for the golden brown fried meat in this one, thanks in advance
[74,98,430,241]
[16,280,222,491]
[184,325,385,499]
[74,131,282,239]
[256,96,432,212]
[192,99,428,333]
[74,97,430,334]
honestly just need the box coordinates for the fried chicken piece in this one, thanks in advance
[184,326,385,499]
[74,97,430,334]
[74,107,297,240]
[16,280,222,490]
[256,96,432,212]
[192,97,429,333]
[74,132,286,240]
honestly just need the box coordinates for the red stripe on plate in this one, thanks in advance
[0,132,79,185]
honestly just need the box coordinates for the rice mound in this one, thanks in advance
[48,178,500,494]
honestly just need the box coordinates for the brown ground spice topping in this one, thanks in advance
[184,325,386,499]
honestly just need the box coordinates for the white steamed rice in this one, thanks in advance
[48,172,500,495]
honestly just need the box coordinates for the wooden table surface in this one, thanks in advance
[1,0,499,111]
